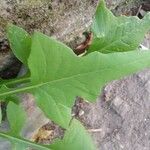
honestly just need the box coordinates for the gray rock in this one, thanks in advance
[20,94,50,139]
[0,39,13,72]
[0,0,99,48]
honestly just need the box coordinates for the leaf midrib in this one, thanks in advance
[0,52,148,98]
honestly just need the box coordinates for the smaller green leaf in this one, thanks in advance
[88,0,150,53]
[7,24,31,64]
[7,101,26,136]
[50,119,96,150]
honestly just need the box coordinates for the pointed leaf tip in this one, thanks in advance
[7,24,31,65]
[98,0,106,8]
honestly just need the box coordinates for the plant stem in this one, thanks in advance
[0,132,51,150]
[0,84,37,98]
[4,77,31,86]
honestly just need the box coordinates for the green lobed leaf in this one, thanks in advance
[2,31,150,129]
[7,24,31,64]
[50,119,96,150]
[27,32,150,128]
[7,101,26,136]
[88,0,150,53]
[2,23,150,149]
[1,31,150,128]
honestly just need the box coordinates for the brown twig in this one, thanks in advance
[74,32,93,55]
[88,128,103,133]
[136,5,142,16]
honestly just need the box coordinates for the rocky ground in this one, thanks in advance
[0,0,150,150]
